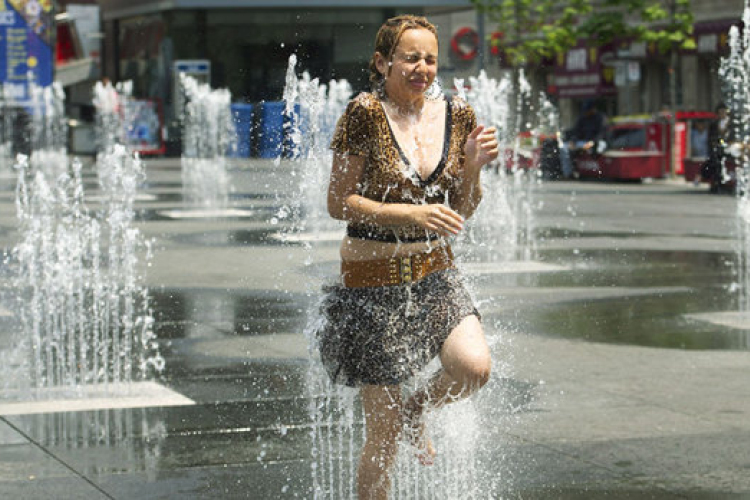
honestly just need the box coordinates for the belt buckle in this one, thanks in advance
[399,256,413,284]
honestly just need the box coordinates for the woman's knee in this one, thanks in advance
[447,349,492,389]
[442,322,492,389]
[464,351,492,387]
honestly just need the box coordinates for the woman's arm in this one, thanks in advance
[450,125,499,219]
[327,153,465,237]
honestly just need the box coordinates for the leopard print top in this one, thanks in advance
[330,92,477,243]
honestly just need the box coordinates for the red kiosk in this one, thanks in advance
[575,111,716,180]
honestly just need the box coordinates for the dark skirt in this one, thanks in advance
[316,268,479,387]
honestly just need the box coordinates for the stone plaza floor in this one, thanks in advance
[0,157,749,499]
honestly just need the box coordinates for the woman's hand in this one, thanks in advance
[410,204,464,236]
[464,125,499,176]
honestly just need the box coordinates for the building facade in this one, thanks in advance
[94,0,746,138]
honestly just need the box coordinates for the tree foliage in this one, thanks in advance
[471,0,695,66]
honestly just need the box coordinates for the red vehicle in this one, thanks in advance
[574,111,716,181]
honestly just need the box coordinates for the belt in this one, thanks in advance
[341,246,454,288]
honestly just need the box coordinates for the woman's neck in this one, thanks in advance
[383,91,425,118]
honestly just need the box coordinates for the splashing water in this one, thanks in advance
[93,80,133,155]
[456,70,551,263]
[720,2,750,312]
[280,57,351,238]
[24,81,70,181]
[179,74,235,208]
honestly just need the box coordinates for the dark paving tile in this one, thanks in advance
[0,442,87,481]
[96,460,311,499]
[36,425,313,476]
[501,486,686,499]
[163,362,308,402]
[5,407,171,449]
[510,291,749,350]
[137,208,270,222]
[6,406,229,443]
[150,289,309,339]
[0,477,111,499]
[169,228,298,247]
[3,394,334,445]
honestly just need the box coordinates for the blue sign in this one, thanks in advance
[0,0,55,103]
[175,60,210,75]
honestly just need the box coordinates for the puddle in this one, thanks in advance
[168,228,342,247]
[474,248,747,350]
[150,289,310,340]
[509,289,749,350]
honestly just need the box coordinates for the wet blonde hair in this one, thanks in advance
[368,15,438,89]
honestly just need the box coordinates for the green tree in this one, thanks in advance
[471,0,695,66]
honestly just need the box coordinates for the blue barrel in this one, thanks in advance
[229,103,253,158]
[258,102,304,159]
[258,101,285,158]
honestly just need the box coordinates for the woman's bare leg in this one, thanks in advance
[403,314,491,462]
[358,385,403,500]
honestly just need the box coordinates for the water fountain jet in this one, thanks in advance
[157,74,255,221]
[271,56,351,245]
[0,78,180,411]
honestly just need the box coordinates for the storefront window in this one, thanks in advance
[608,127,646,149]
[160,8,388,102]
[118,14,168,100]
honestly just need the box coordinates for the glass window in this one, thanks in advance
[608,127,646,149]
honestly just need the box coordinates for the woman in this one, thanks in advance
[318,15,499,499]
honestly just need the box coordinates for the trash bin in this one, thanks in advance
[229,103,253,158]
[258,101,301,159]
[68,119,97,155]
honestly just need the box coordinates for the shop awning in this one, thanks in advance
[551,43,617,99]
[55,58,98,87]
[693,18,742,35]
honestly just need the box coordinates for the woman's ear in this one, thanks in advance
[374,52,389,78]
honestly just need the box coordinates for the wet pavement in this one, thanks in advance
[1,157,750,498]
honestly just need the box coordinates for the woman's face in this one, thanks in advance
[377,28,438,103]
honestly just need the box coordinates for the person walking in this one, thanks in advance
[317,14,499,499]
[559,100,607,178]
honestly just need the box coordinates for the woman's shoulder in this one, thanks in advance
[448,94,476,126]
[448,94,475,113]
[331,92,380,155]
[348,92,380,113]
